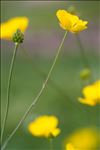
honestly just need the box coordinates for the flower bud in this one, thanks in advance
[12,29,24,44]
[68,6,81,17]
[68,6,77,15]
[80,68,91,80]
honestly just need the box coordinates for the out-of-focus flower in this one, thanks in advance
[0,17,29,40]
[79,80,100,106]
[56,10,88,33]
[65,128,99,150]
[28,115,60,138]
[66,143,76,150]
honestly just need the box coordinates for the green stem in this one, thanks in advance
[49,138,53,150]
[22,46,89,124]
[76,34,95,82]
[1,31,68,150]
[21,45,71,101]
[22,46,88,123]
[1,43,19,144]
[76,34,89,68]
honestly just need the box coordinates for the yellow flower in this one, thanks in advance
[28,115,61,138]
[66,143,76,150]
[56,10,88,33]
[65,128,99,150]
[0,17,29,40]
[79,80,100,106]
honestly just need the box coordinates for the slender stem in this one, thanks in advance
[22,46,89,123]
[1,31,68,150]
[22,46,89,124]
[1,43,19,145]
[76,34,95,83]
[49,138,53,150]
[76,34,89,68]
[21,45,71,101]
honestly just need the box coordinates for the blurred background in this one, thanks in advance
[1,1,100,150]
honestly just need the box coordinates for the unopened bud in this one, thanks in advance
[68,6,77,15]
[68,6,81,16]
[12,29,24,44]
[80,68,91,80]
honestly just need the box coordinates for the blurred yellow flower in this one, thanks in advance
[65,128,99,150]
[79,80,100,106]
[28,115,60,138]
[0,17,29,40]
[56,10,88,33]
[66,143,76,150]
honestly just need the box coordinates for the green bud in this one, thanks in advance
[68,6,77,15]
[68,6,81,16]
[80,68,91,80]
[12,29,24,44]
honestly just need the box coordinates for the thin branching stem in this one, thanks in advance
[21,46,89,119]
[21,45,71,101]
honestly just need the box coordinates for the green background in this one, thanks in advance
[1,1,100,150]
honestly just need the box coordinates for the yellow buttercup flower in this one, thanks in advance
[0,17,29,40]
[79,80,100,106]
[65,128,99,150]
[28,115,61,138]
[56,10,88,33]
